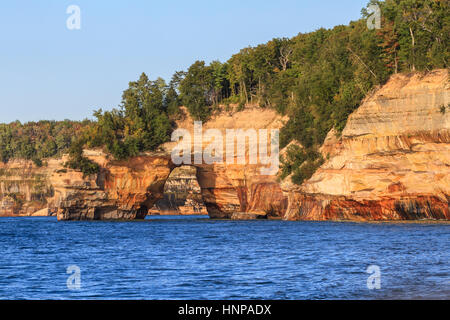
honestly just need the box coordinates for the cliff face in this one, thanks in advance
[54,106,287,220]
[162,106,288,219]
[0,106,287,220]
[0,159,56,216]
[283,70,449,221]
[54,151,175,220]
[1,70,448,221]
[194,162,288,219]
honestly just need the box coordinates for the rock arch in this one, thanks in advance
[150,165,207,216]
[54,150,287,220]
[55,106,289,220]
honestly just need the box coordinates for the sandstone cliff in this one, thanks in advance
[282,70,449,221]
[54,151,174,220]
[55,106,288,220]
[0,151,176,219]
[0,159,58,216]
[1,70,448,221]
[0,106,287,220]
[162,106,288,219]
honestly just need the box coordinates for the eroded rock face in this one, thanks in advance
[54,151,175,220]
[283,70,450,221]
[163,106,288,219]
[195,163,288,219]
[2,71,448,221]
[0,106,287,220]
[150,166,208,215]
[0,159,58,217]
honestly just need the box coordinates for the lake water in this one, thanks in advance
[0,216,448,300]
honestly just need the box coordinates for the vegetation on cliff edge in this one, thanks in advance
[0,120,93,166]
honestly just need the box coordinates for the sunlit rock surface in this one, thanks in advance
[162,106,288,219]
[283,70,449,221]
[54,151,175,220]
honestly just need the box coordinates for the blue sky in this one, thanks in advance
[0,0,369,123]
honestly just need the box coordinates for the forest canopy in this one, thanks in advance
[0,120,93,166]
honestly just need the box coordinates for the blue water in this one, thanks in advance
[0,216,448,300]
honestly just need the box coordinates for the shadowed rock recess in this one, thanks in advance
[149,166,208,216]
[0,70,448,221]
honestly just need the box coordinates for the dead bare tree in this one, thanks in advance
[279,46,293,71]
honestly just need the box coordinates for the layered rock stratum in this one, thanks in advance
[0,159,57,217]
[282,70,449,221]
[161,106,288,219]
[0,70,448,221]
[54,151,175,220]
[150,166,208,215]
[0,106,287,220]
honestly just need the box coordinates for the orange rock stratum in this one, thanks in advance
[282,70,449,221]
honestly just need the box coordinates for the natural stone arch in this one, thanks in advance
[55,104,289,220]
[149,165,207,216]
[53,146,288,220]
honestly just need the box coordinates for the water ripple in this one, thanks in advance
[0,216,448,299]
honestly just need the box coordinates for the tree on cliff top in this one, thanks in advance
[90,73,172,159]
[66,73,173,173]
[0,120,92,165]
[179,61,214,121]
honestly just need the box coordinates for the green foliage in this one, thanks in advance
[179,61,214,121]
[64,139,100,177]
[369,0,450,72]
[280,144,324,184]
[175,0,449,182]
[64,0,447,182]
[32,158,43,167]
[440,104,450,114]
[68,73,173,166]
[0,120,92,164]
[276,0,447,184]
